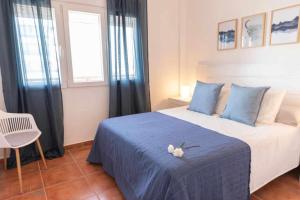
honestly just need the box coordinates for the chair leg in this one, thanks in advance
[3,148,7,170]
[15,148,23,193]
[36,139,47,169]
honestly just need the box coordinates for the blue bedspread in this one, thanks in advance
[88,112,251,200]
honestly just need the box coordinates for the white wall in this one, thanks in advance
[181,0,300,106]
[182,0,300,84]
[62,86,109,145]
[148,0,180,110]
[63,0,181,144]
[3,0,300,148]
[0,0,181,149]
[52,0,109,146]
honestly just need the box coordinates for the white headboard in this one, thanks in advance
[197,63,300,107]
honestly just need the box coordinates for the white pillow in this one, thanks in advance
[215,89,230,115]
[256,89,286,124]
[276,105,300,126]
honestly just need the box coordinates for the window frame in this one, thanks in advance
[59,3,108,88]
[52,2,68,88]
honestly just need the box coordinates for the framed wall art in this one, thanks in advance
[241,13,266,48]
[270,5,300,45]
[218,19,238,50]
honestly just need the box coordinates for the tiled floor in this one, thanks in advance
[0,144,299,200]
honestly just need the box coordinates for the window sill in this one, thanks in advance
[61,82,109,89]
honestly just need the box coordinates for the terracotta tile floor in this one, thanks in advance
[0,144,299,200]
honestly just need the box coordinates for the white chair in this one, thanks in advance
[0,110,47,193]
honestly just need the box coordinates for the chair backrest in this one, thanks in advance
[0,111,33,136]
[0,111,13,147]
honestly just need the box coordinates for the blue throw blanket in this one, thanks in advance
[88,112,251,200]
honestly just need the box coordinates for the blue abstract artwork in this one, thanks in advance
[219,30,236,43]
[218,19,237,50]
[272,16,299,33]
[271,6,300,45]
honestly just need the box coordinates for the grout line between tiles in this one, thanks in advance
[68,149,101,200]
[37,160,48,200]
[40,153,84,191]
[4,161,46,200]
[5,189,46,200]
[253,194,264,200]
[43,176,85,191]
[68,150,85,177]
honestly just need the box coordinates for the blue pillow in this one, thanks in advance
[221,84,270,126]
[188,81,224,115]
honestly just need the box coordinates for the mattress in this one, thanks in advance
[159,106,300,193]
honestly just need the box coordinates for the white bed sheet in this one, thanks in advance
[159,106,300,193]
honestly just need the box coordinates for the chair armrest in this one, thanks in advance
[0,134,11,148]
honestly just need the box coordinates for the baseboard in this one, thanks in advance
[0,140,94,163]
[64,140,94,150]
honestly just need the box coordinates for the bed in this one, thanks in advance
[88,106,300,200]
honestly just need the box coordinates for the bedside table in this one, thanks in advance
[168,97,191,107]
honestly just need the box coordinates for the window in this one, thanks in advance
[14,5,60,85]
[68,10,104,83]
[16,2,108,88]
[63,5,107,87]
[109,16,137,80]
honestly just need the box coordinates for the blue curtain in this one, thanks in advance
[0,0,64,167]
[107,0,151,117]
